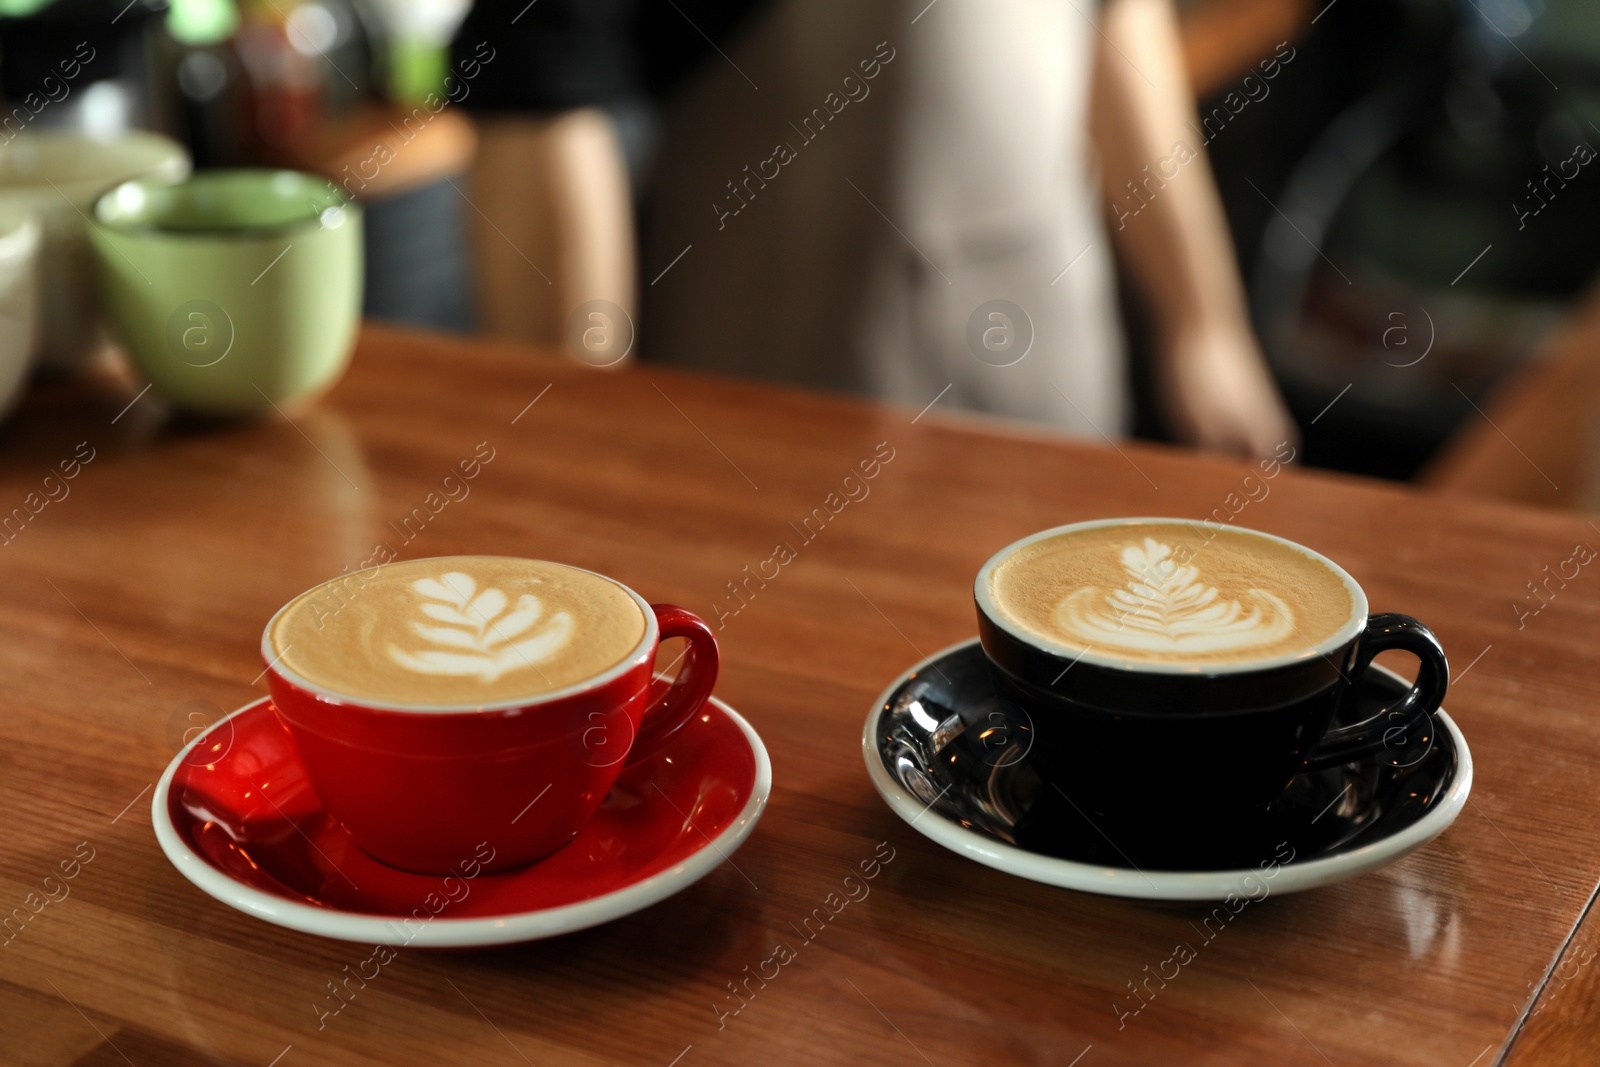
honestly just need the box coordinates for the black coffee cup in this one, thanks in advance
[974,519,1449,836]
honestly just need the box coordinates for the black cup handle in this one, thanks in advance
[1302,613,1450,771]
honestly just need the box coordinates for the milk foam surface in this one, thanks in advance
[271,556,647,705]
[990,524,1354,666]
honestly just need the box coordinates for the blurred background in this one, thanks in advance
[0,0,1596,509]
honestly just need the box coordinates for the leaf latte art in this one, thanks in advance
[1054,539,1294,655]
[988,522,1355,667]
[389,572,575,681]
[270,556,648,706]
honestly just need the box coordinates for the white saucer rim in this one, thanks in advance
[861,637,1473,901]
[152,693,771,946]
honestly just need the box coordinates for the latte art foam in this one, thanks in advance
[990,524,1354,666]
[271,557,647,705]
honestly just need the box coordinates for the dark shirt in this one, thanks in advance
[449,0,767,112]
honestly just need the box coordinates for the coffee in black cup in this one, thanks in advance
[974,518,1449,840]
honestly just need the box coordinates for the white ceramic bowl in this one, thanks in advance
[0,131,189,370]
[0,206,40,420]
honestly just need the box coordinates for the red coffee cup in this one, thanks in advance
[261,572,719,875]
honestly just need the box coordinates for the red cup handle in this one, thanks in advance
[627,604,721,766]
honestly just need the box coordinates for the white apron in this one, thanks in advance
[642,0,1126,436]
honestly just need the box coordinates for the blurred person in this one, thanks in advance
[450,1,759,344]
[453,0,1296,456]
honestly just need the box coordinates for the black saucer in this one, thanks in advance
[872,640,1465,873]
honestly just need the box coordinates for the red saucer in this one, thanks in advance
[153,689,769,946]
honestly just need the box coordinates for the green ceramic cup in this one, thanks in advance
[89,169,362,417]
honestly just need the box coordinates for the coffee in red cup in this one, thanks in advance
[261,556,719,875]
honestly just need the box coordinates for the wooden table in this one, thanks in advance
[1,324,1597,1066]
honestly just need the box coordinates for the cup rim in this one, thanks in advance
[91,167,355,242]
[974,517,1370,676]
[260,556,661,714]
[0,129,188,198]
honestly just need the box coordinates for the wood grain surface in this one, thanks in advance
[1504,887,1600,1067]
[0,324,1597,1066]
